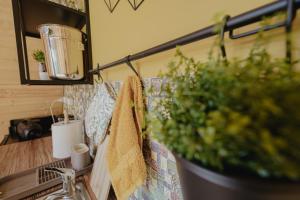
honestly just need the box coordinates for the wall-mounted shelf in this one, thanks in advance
[12,0,93,85]
[22,79,92,85]
[21,0,86,38]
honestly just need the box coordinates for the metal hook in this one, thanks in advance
[125,56,140,77]
[125,55,145,89]
[219,15,230,59]
[229,0,295,40]
[228,0,295,63]
[95,63,104,83]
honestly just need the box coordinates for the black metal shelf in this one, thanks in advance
[12,0,93,85]
[23,79,91,85]
[44,0,86,17]
[20,0,86,38]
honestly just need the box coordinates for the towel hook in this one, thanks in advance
[95,63,104,83]
[125,56,140,77]
[125,56,145,89]
[219,15,230,60]
[229,0,295,45]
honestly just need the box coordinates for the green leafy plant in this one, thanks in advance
[32,50,45,63]
[148,32,300,180]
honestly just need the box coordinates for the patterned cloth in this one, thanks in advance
[85,83,116,146]
[64,78,183,200]
[64,84,95,120]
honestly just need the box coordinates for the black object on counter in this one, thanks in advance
[10,116,50,141]
[8,115,75,142]
[15,120,43,141]
[9,116,53,141]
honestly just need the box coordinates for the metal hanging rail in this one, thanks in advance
[89,0,300,75]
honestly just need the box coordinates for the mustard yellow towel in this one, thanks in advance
[106,76,147,200]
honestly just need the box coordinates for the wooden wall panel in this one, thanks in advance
[0,0,64,141]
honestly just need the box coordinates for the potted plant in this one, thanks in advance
[148,32,300,199]
[33,49,49,80]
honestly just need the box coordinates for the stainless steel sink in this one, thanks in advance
[0,159,93,200]
[41,168,91,200]
[39,182,91,200]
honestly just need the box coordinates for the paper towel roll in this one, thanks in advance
[51,120,84,159]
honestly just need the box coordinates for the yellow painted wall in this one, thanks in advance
[89,0,300,81]
[0,0,63,141]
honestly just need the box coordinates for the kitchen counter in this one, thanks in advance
[0,136,55,178]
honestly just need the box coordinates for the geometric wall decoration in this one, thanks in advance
[104,0,120,13]
[128,0,145,10]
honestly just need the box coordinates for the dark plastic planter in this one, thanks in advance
[174,154,300,200]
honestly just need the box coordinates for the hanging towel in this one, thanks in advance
[85,83,116,147]
[106,76,147,200]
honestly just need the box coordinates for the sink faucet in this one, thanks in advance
[44,167,82,200]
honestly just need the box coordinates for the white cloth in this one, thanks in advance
[85,83,116,146]
[90,135,111,200]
